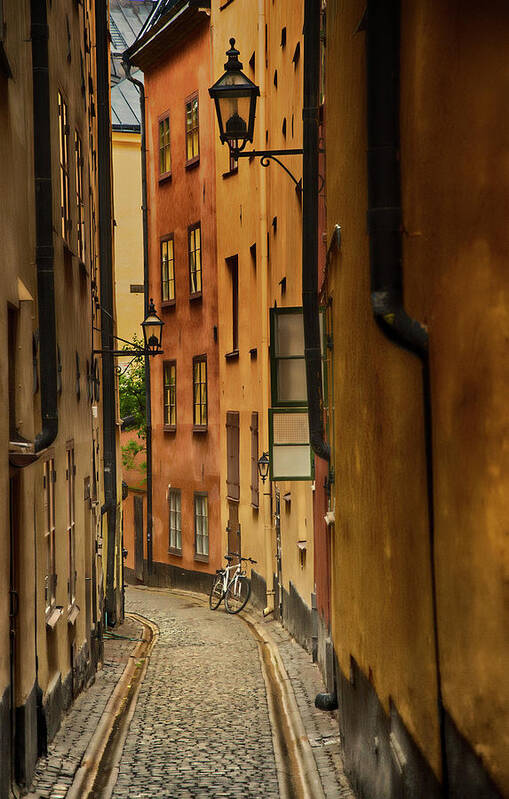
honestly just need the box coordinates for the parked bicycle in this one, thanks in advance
[209,554,257,614]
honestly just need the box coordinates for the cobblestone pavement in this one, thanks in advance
[112,587,280,799]
[259,617,355,799]
[26,617,142,799]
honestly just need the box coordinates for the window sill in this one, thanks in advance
[222,167,238,179]
[185,156,200,170]
[163,425,176,433]
[67,602,80,626]
[168,547,182,557]
[194,553,209,564]
[161,299,176,309]
[225,349,239,361]
[189,292,202,302]
[192,425,208,434]
[158,172,172,184]
[46,605,63,630]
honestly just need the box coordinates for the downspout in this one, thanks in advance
[258,0,274,616]
[365,0,447,791]
[302,0,330,463]
[122,60,153,576]
[31,0,58,453]
[95,0,118,624]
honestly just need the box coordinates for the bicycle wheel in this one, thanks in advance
[209,574,224,610]
[225,576,251,614]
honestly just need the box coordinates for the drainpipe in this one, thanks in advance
[95,0,118,624]
[122,60,153,577]
[365,0,447,791]
[31,0,58,453]
[302,0,329,463]
[258,0,274,616]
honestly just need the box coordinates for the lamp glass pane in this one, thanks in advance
[220,95,251,139]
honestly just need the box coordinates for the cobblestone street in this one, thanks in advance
[112,588,280,799]
[26,585,355,799]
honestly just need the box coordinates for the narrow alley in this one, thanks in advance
[27,587,354,799]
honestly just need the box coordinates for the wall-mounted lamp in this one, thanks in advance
[94,298,164,359]
[257,451,270,484]
[209,39,303,192]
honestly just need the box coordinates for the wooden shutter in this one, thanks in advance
[226,411,240,501]
[250,412,259,508]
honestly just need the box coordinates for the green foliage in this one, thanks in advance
[121,438,145,471]
[118,335,146,437]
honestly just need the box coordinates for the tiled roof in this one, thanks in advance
[110,0,156,52]
[110,0,155,84]
[111,69,144,131]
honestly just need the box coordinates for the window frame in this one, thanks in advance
[225,255,239,356]
[194,491,209,562]
[188,222,202,299]
[75,130,85,263]
[192,355,208,431]
[160,234,175,306]
[168,488,182,555]
[66,444,78,615]
[158,111,171,180]
[163,360,177,430]
[43,457,57,622]
[185,92,200,167]
[58,90,71,243]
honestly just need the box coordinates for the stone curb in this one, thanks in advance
[65,614,155,799]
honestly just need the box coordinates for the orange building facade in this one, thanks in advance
[127,5,221,588]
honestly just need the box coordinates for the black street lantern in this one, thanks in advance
[141,298,164,354]
[209,38,259,152]
[257,452,270,484]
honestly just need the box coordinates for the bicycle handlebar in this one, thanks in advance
[225,553,257,565]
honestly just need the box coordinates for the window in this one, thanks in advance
[161,236,175,303]
[226,411,240,501]
[168,489,181,553]
[58,91,71,241]
[270,307,307,406]
[159,114,171,176]
[163,361,176,428]
[229,255,239,352]
[75,131,85,261]
[188,223,202,296]
[194,493,209,558]
[43,459,56,616]
[66,447,77,607]
[8,308,17,438]
[193,356,207,428]
[185,94,199,163]
[250,412,259,508]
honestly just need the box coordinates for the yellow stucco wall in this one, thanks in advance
[113,131,144,349]
[211,0,315,610]
[400,3,509,790]
[326,0,509,791]
[326,0,440,774]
